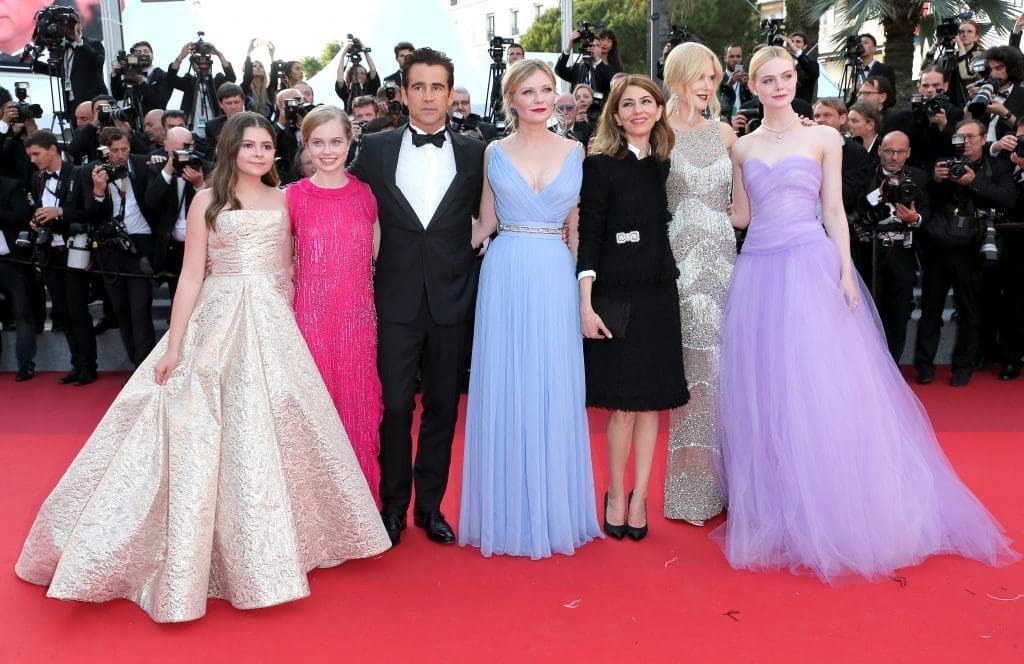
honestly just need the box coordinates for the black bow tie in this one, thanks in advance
[410,127,446,148]
[47,171,59,180]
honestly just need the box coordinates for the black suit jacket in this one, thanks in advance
[992,85,1024,142]
[717,72,754,119]
[794,51,819,103]
[274,123,301,184]
[555,52,615,96]
[925,154,1016,248]
[0,175,31,250]
[83,155,157,232]
[32,38,109,105]
[348,126,485,325]
[885,104,963,171]
[841,137,873,215]
[202,114,229,157]
[110,67,172,114]
[28,162,91,236]
[143,163,206,270]
[166,62,237,127]
[866,60,895,88]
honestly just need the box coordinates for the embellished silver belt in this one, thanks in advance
[499,223,561,235]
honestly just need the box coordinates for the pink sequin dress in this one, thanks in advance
[288,176,382,506]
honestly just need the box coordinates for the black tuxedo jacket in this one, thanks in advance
[29,162,91,235]
[841,137,873,214]
[0,175,31,250]
[274,123,301,184]
[554,52,615,96]
[143,162,207,270]
[717,74,754,118]
[202,114,228,157]
[166,62,237,126]
[110,67,172,114]
[992,85,1024,142]
[885,104,963,170]
[32,38,109,105]
[84,154,157,231]
[349,126,485,325]
[794,51,819,102]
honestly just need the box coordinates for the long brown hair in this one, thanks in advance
[204,112,279,230]
[592,75,674,161]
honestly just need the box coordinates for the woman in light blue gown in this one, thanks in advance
[459,60,602,559]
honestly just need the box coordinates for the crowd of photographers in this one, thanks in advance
[2,5,1024,387]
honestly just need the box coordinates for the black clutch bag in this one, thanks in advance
[591,296,630,340]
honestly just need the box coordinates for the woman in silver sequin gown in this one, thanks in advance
[662,43,737,524]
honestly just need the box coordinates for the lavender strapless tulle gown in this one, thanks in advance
[714,155,1019,583]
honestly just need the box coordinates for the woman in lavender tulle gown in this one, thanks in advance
[715,47,1019,583]
[459,60,602,559]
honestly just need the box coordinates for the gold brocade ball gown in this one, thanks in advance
[15,210,391,623]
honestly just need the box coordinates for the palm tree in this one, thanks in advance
[801,1,1016,103]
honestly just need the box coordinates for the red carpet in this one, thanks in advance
[1,369,1022,662]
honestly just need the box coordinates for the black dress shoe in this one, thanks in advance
[93,318,118,334]
[999,363,1022,381]
[57,368,80,384]
[949,368,972,387]
[915,365,935,385]
[602,491,626,539]
[381,513,407,546]
[413,510,455,544]
[625,490,648,542]
[74,369,98,386]
[15,363,35,382]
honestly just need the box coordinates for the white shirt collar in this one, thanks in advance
[626,143,651,159]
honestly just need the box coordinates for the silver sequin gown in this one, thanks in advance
[664,122,735,521]
[15,210,391,622]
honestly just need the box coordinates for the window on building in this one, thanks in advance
[450,0,456,5]
[535,4,543,19]
[511,10,519,35]
[486,13,495,40]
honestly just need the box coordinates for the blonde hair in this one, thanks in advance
[748,46,794,83]
[300,104,351,144]
[592,75,674,162]
[663,42,722,125]
[501,59,556,132]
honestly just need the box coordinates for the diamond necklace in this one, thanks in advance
[760,114,800,142]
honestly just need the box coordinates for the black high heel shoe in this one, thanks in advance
[603,491,626,539]
[625,490,648,542]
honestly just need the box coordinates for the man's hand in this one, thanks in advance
[33,207,62,224]
[731,113,748,134]
[162,157,176,175]
[181,165,205,188]
[1,102,17,124]
[92,164,109,196]
[126,72,146,85]
[895,201,918,224]
[933,162,951,182]
[928,107,948,131]
[727,69,747,86]
[955,164,976,186]
[992,134,1018,155]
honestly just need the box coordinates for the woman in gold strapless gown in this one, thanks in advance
[15,112,390,623]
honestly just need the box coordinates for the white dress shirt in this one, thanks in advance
[40,170,66,246]
[396,124,456,228]
[109,165,151,235]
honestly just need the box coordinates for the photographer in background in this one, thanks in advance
[24,11,108,113]
[914,119,1016,387]
[554,93,592,148]
[67,94,148,166]
[0,172,36,381]
[857,34,895,89]
[110,41,171,115]
[166,35,236,142]
[887,67,962,171]
[995,120,1024,380]
[145,126,207,305]
[507,43,525,65]
[201,83,247,158]
[1,87,40,182]
[24,130,97,386]
[336,36,381,112]
[924,17,984,108]
[273,88,304,183]
[382,41,415,87]
[269,60,304,94]
[852,131,931,363]
[967,47,1024,148]
[786,32,819,103]
[813,97,872,215]
[85,127,157,369]
[718,43,751,121]
[556,24,616,97]
[348,95,381,165]
[448,87,496,142]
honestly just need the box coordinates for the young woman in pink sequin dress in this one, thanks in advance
[287,105,383,505]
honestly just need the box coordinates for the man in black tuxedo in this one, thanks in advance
[0,174,36,381]
[349,47,485,546]
[555,31,615,97]
[110,41,172,115]
[200,83,246,158]
[717,43,753,121]
[381,41,415,87]
[85,127,157,368]
[853,131,931,363]
[858,34,895,89]
[166,39,236,143]
[886,67,963,171]
[272,88,303,183]
[24,130,97,385]
[787,32,820,103]
[144,126,207,305]
[28,20,108,115]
